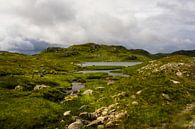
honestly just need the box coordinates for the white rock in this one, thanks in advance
[82,89,93,95]
[131,95,136,99]
[170,80,180,84]
[162,93,170,100]
[176,71,183,77]
[63,111,71,117]
[15,85,24,91]
[34,84,50,90]
[132,101,139,105]
[136,90,142,95]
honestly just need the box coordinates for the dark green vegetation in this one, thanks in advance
[0,43,195,129]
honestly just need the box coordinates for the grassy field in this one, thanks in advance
[0,43,195,129]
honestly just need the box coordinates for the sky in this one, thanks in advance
[0,0,195,54]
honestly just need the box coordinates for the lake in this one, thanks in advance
[81,62,142,67]
[78,62,142,77]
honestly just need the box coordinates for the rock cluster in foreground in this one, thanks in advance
[65,103,127,129]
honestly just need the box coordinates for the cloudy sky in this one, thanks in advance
[0,0,195,53]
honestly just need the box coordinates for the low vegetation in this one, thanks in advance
[0,43,194,129]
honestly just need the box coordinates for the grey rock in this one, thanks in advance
[79,112,97,121]
[87,119,102,127]
[34,84,50,90]
[15,85,24,91]
[68,119,83,129]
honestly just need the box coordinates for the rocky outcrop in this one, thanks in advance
[66,103,127,128]
[138,60,194,77]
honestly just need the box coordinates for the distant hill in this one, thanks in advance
[171,50,195,57]
[41,43,151,62]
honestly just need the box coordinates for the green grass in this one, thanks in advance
[0,44,195,129]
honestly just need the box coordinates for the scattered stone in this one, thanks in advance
[105,120,119,128]
[64,95,78,102]
[136,90,142,95]
[82,120,91,125]
[15,85,24,91]
[108,109,116,115]
[68,119,83,129]
[170,80,180,84]
[63,111,71,117]
[132,101,139,105]
[176,71,183,77]
[162,93,170,100]
[34,84,50,90]
[115,111,127,119]
[97,116,107,123]
[60,120,65,123]
[82,89,93,95]
[95,87,105,91]
[102,108,108,116]
[79,105,89,110]
[131,95,136,99]
[79,112,97,121]
[87,119,102,127]
[97,125,104,129]
[76,104,127,128]
[71,116,80,122]
[107,80,115,85]
[112,92,128,99]
[108,103,117,110]
[95,107,107,116]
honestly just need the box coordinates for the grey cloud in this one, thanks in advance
[14,0,76,26]
[0,0,195,53]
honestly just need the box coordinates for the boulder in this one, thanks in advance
[68,119,83,129]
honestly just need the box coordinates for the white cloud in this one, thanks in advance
[0,0,195,53]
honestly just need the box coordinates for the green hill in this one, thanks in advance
[0,43,195,129]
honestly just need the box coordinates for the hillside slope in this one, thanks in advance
[0,44,195,129]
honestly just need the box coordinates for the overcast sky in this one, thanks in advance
[0,0,195,53]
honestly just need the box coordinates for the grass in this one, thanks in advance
[0,44,195,129]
